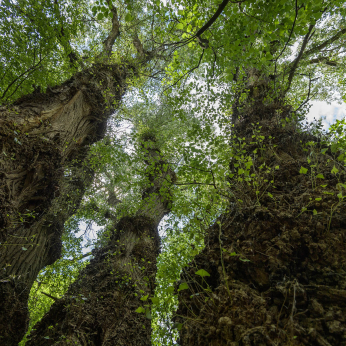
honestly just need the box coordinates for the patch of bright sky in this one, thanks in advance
[308,101,346,128]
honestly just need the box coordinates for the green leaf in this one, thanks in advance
[145,308,152,320]
[178,282,189,291]
[195,269,210,277]
[313,209,318,215]
[22,247,27,251]
[316,173,324,179]
[97,13,104,20]
[140,295,148,301]
[125,13,132,22]
[135,307,146,313]
[175,323,183,330]
[331,165,339,175]
[299,166,308,174]
[176,23,184,30]
[331,144,338,153]
[167,286,174,293]
[315,198,322,201]
[151,297,159,305]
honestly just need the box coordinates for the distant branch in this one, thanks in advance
[308,57,338,67]
[41,292,59,301]
[69,252,93,262]
[162,49,205,93]
[302,28,346,58]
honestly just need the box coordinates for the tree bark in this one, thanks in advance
[176,86,346,345]
[0,63,130,345]
[25,136,176,345]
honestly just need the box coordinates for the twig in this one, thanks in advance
[41,291,59,301]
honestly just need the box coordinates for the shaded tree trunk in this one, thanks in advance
[25,135,176,345]
[0,63,130,345]
[176,86,346,345]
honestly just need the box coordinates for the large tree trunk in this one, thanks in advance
[25,136,176,345]
[176,92,346,345]
[0,63,130,345]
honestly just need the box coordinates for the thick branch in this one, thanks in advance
[133,33,145,57]
[100,2,120,58]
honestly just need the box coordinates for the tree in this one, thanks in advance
[163,1,346,345]
[1,0,346,345]
[0,0,162,343]
[24,128,176,345]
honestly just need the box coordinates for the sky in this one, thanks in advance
[308,100,346,128]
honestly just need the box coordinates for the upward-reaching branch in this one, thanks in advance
[285,24,315,93]
[100,2,120,58]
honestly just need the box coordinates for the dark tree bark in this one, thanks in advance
[0,63,131,345]
[25,135,176,345]
[176,78,346,345]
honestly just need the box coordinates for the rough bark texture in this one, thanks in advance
[0,63,130,345]
[176,98,346,345]
[25,137,176,345]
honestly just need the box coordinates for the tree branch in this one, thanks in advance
[195,0,240,38]
[302,28,346,58]
[100,2,120,58]
[1,55,47,100]
[133,33,145,57]
[308,57,337,67]
[285,24,315,93]
[69,252,93,262]
[41,292,59,301]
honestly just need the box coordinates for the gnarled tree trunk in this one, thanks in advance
[0,63,130,345]
[25,135,176,345]
[176,90,346,345]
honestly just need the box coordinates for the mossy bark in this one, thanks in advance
[0,63,130,345]
[177,98,346,345]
